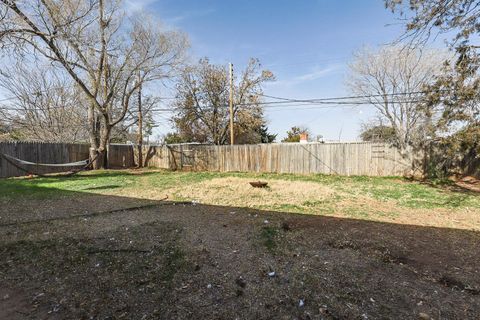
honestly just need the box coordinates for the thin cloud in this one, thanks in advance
[124,0,159,13]
[271,63,344,87]
[165,8,215,25]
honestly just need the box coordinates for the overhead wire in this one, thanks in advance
[0,90,447,115]
[258,89,451,104]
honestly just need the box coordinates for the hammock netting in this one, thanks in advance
[0,153,94,177]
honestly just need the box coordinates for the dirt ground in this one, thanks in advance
[1,192,479,319]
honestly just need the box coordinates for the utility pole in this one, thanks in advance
[229,63,234,145]
[103,53,110,169]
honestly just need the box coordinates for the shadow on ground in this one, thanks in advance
[0,183,479,319]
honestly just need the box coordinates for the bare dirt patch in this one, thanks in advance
[0,193,151,225]
[1,194,479,319]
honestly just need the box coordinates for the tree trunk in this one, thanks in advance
[88,113,111,170]
[88,103,103,170]
[92,148,107,170]
[97,121,111,170]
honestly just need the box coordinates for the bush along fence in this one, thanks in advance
[0,142,134,178]
[423,142,480,179]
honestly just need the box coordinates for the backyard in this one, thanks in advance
[1,169,479,319]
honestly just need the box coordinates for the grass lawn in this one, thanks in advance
[1,169,479,230]
[0,169,479,319]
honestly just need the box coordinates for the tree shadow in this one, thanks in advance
[0,178,479,319]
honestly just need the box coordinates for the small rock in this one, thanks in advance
[267,271,276,277]
[32,293,45,301]
[418,313,430,320]
[319,306,329,315]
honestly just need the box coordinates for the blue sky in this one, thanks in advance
[130,0,406,141]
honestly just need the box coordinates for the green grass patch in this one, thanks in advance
[1,169,478,211]
[260,226,279,252]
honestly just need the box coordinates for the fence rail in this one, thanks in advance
[0,141,416,178]
[141,142,416,177]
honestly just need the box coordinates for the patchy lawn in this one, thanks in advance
[0,170,479,319]
[1,169,478,230]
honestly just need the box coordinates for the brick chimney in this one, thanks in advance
[300,133,308,144]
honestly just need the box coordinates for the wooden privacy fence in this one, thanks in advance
[0,141,416,178]
[142,142,416,176]
[0,142,135,178]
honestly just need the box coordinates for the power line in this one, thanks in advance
[0,90,176,104]
[0,100,431,113]
[0,90,447,114]
[258,89,450,104]
[261,100,426,108]
[0,106,175,112]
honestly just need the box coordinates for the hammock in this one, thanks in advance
[1,153,89,167]
[0,153,96,178]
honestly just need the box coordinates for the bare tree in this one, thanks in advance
[0,0,188,168]
[0,63,88,142]
[359,120,396,144]
[347,46,447,151]
[0,117,13,141]
[172,58,274,145]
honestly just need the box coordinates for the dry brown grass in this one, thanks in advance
[163,177,480,231]
[2,170,478,231]
[167,177,335,207]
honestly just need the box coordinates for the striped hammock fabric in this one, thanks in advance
[0,153,89,167]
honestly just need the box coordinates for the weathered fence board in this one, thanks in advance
[0,141,418,178]
[0,142,91,178]
[108,144,135,169]
[0,142,134,178]
[142,142,415,177]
